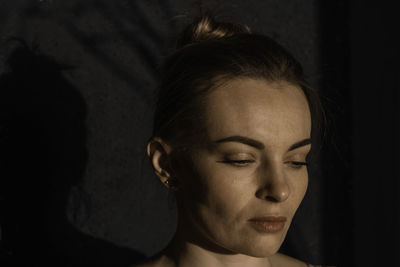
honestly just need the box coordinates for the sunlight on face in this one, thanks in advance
[176,78,311,257]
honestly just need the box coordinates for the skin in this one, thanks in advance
[140,78,311,267]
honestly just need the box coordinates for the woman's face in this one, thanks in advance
[174,78,311,257]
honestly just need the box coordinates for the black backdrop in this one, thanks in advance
[0,1,398,266]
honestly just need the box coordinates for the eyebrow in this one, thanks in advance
[214,135,311,151]
[287,138,311,152]
[215,135,264,149]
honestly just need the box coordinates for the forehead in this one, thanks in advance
[203,78,311,148]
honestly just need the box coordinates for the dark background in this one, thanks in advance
[0,0,398,266]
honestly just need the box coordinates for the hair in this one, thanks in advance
[152,13,322,149]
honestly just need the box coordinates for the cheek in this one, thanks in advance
[287,169,309,214]
[178,157,254,233]
[185,165,252,219]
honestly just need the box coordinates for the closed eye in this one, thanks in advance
[219,160,255,167]
[287,161,308,169]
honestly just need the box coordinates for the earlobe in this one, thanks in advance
[147,137,177,190]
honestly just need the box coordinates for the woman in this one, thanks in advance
[137,14,327,267]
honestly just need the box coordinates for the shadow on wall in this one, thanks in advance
[0,41,145,266]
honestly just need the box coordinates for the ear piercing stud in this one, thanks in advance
[164,179,178,189]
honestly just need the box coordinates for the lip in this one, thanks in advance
[248,216,287,233]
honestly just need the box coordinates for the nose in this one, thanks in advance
[255,163,290,202]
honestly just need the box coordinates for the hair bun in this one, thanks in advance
[176,14,251,48]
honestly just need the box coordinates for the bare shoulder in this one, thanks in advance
[270,253,308,267]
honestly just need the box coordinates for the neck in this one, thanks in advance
[159,219,273,267]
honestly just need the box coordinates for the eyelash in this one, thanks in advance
[222,160,255,167]
[221,160,308,168]
[288,161,308,169]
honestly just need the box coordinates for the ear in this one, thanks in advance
[147,137,177,190]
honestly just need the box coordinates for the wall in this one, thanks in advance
[0,0,350,266]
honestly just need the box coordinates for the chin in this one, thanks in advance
[225,234,285,258]
[241,242,282,258]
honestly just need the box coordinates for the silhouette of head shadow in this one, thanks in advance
[0,41,144,266]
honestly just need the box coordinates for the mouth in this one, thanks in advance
[248,216,287,233]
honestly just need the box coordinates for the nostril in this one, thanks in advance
[265,195,279,202]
